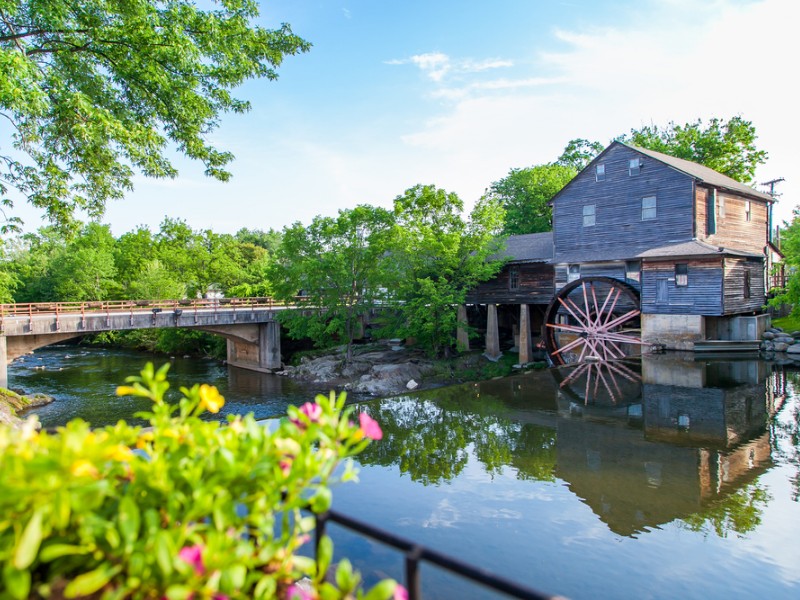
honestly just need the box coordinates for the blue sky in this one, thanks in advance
[13,0,800,235]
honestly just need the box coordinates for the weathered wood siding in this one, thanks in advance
[553,144,695,262]
[695,186,769,253]
[553,262,642,293]
[641,259,724,315]
[723,257,766,314]
[466,263,554,305]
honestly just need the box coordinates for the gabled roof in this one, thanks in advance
[636,239,763,260]
[621,142,775,203]
[549,140,775,205]
[494,231,554,263]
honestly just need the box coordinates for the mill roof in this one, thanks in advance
[495,231,554,263]
[636,239,763,260]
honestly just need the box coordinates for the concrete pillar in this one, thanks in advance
[258,321,282,370]
[485,304,501,360]
[519,304,533,365]
[456,305,470,351]
[0,336,7,389]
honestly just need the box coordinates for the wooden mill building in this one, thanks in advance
[466,141,780,362]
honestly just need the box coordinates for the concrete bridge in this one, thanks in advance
[0,298,296,388]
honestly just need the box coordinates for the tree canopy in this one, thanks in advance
[618,116,767,184]
[0,0,309,232]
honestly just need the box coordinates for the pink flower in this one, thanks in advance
[178,544,205,575]
[212,595,229,600]
[286,583,314,600]
[280,458,293,475]
[359,412,383,440]
[393,584,409,600]
[300,402,323,422]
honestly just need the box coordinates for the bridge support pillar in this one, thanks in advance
[0,337,7,389]
[258,321,282,370]
[519,304,533,365]
[484,304,501,360]
[456,305,470,352]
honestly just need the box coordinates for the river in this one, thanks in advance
[8,346,800,599]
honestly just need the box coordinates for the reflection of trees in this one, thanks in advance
[773,371,800,502]
[358,385,557,485]
[681,483,771,538]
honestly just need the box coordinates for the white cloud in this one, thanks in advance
[395,0,800,220]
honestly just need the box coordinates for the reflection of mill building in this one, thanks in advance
[553,356,784,536]
[467,142,780,361]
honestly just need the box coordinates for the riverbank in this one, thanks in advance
[278,342,547,396]
[0,387,54,428]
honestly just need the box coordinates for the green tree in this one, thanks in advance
[619,116,768,183]
[127,259,186,300]
[49,223,119,300]
[485,164,575,235]
[556,138,604,170]
[387,185,505,356]
[1,0,309,232]
[114,225,157,295]
[271,205,395,362]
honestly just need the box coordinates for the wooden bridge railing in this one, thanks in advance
[0,297,304,319]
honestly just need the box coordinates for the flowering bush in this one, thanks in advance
[0,363,402,600]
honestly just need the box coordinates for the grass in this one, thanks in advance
[771,314,800,332]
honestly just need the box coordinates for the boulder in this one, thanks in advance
[786,344,800,354]
[762,331,775,340]
[773,342,790,353]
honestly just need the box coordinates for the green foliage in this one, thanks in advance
[485,164,575,235]
[271,205,395,362]
[0,0,310,232]
[769,207,800,314]
[619,116,768,184]
[0,364,400,600]
[386,185,506,357]
[681,483,771,538]
[556,138,604,171]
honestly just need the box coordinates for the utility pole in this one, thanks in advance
[761,178,785,244]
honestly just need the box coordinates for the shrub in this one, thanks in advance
[0,364,403,600]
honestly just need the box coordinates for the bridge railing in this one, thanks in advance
[0,297,307,318]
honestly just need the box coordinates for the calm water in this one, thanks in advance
[9,347,800,599]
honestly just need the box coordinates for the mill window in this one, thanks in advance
[509,267,519,290]
[642,195,657,220]
[629,158,641,176]
[745,200,752,222]
[744,270,751,298]
[675,263,688,287]
[596,164,606,182]
[583,204,596,227]
[568,264,581,283]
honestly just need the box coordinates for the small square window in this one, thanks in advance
[595,164,606,182]
[629,158,641,176]
[625,260,641,283]
[675,263,688,287]
[642,195,657,220]
[745,200,751,222]
[509,267,519,290]
[568,264,581,283]
[583,204,596,227]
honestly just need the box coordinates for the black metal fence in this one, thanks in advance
[315,509,563,600]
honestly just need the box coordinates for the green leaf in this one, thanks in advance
[310,487,332,513]
[117,495,141,552]
[335,559,357,593]
[154,530,174,576]
[64,564,121,598]
[220,564,247,590]
[39,544,91,562]
[2,565,31,600]
[13,508,43,570]
[253,575,277,599]
[164,584,195,600]
[316,535,333,583]
[361,580,401,600]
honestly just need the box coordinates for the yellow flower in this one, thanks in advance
[70,459,99,479]
[136,431,154,449]
[198,384,224,414]
[105,444,134,462]
[116,385,137,396]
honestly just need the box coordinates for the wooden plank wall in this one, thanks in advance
[466,263,554,305]
[553,144,695,262]
[641,259,724,315]
[723,257,766,314]
[553,261,642,293]
[695,187,769,254]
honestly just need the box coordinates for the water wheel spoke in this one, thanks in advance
[560,295,591,328]
[606,361,641,383]
[598,331,643,345]
[601,309,641,332]
[552,335,588,356]
[545,322,590,334]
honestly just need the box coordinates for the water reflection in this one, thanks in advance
[358,355,787,538]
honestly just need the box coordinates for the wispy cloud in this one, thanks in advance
[388,52,513,83]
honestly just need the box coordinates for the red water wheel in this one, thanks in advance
[543,276,642,366]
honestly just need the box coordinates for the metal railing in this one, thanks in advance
[315,509,561,600]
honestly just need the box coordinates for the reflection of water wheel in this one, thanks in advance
[553,359,642,406]
[544,276,642,365]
